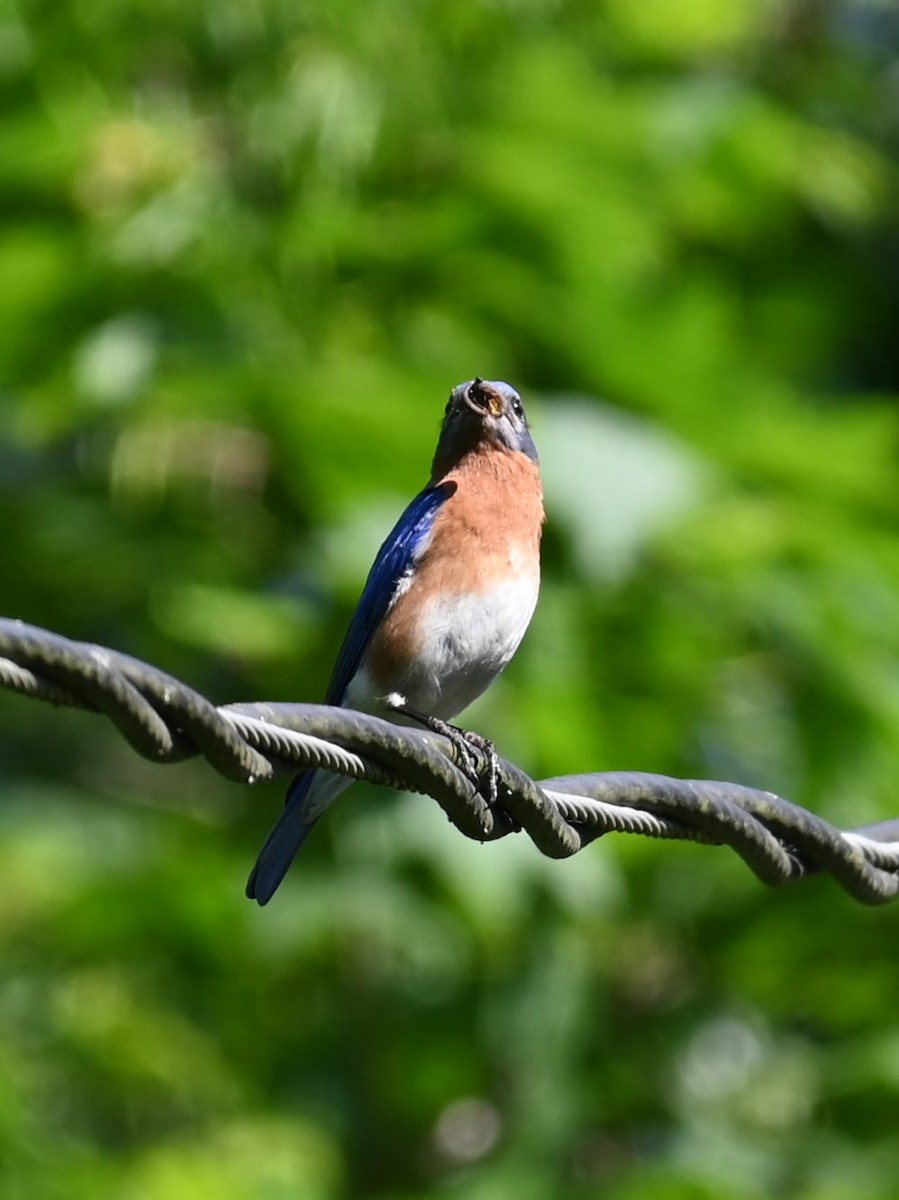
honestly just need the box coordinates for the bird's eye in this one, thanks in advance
[511,397,524,417]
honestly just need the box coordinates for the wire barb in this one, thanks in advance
[2,617,898,904]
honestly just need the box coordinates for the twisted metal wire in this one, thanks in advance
[2,617,898,904]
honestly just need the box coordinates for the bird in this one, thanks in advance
[247,378,544,904]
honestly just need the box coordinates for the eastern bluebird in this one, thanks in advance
[247,378,544,904]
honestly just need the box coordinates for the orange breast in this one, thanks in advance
[366,447,543,697]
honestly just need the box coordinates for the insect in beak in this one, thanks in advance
[465,378,504,417]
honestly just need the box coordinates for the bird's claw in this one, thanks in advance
[395,706,499,807]
[449,726,499,808]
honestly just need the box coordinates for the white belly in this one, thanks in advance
[347,573,539,720]
[393,574,538,718]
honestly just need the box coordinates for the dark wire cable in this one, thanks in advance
[1,618,897,904]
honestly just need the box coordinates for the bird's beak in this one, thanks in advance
[464,379,504,418]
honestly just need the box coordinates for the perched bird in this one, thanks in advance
[247,378,544,904]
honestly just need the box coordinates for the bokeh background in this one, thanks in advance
[2,1,899,1196]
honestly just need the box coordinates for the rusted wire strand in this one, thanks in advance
[2,618,898,904]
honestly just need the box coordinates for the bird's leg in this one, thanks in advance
[390,704,499,806]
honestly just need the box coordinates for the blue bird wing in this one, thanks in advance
[246,481,454,905]
[323,481,454,704]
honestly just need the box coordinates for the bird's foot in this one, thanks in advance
[393,706,500,807]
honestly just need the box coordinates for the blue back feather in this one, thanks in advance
[325,481,454,704]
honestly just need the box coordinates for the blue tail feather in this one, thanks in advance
[246,769,352,904]
[246,771,320,904]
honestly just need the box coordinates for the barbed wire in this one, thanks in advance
[1,617,898,904]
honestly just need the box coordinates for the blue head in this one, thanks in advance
[431,378,538,477]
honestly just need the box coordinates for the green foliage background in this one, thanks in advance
[2,0,899,1196]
